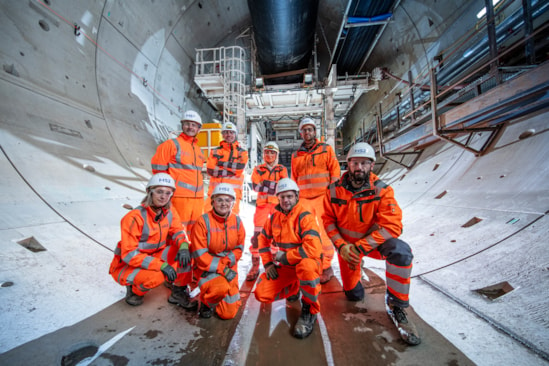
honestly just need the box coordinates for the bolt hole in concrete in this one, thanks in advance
[60,344,98,366]
[1,281,15,287]
[461,217,483,228]
[82,164,95,172]
[435,190,447,199]
[122,203,133,210]
[39,19,50,31]
[17,236,46,252]
[474,281,514,300]
[433,163,440,171]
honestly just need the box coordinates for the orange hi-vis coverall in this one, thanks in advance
[205,140,249,214]
[151,133,205,232]
[109,205,190,296]
[250,163,288,255]
[254,201,323,314]
[191,210,245,319]
[322,172,414,307]
[291,139,340,271]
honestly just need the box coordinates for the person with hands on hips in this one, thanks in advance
[191,183,245,319]
[254,178,323,339]
[109,173,193,308]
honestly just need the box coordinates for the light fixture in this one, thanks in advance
[255,77,264,89]
[303,73,313,86]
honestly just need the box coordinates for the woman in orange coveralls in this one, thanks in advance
[109,173,193,307]
[191,183,245,319]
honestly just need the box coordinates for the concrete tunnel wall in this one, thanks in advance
[0,0,548,363]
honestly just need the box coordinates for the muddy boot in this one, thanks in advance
[293,302,317,339]
[386,300,421,346]
[125,286,144,306]
[246,256,260,281]
[168,285,198,310]
[199,303,213,319]
[320,266,334,284]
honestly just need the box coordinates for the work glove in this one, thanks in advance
[223,267,237,283]
[175,242,191,267]
[161,263,177,282]
[264,262,279,280]
[274,251,289,265]
[340,244,361,267]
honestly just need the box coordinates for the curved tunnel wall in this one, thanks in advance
[0,0,548,362]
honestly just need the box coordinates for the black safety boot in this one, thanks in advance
[125,286,144,306]
[246,256,260,281]
[199,303,213,319]
[320,266,334,284]
[168,285,198,310]
[386,301,421,345]
[293,302,317,339]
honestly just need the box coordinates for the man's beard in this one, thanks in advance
[350,170,368,185]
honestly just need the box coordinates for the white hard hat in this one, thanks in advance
[347,142,376,161]
[211,183,236,199]
[264,141,279,153]
[221,122,237,133]
[298,118,316,132]
[181,110,202,126]
[147,173,176,190]
[275,178,299,195]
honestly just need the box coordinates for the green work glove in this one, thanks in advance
[223,267,237,283]
[339,244,361,267]
[161,262,177,282]
[176,242,191,267]
[264,262,279,280]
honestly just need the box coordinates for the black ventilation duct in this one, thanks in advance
[248,0,319,84]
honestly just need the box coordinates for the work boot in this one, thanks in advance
[320,266,334,284]
[125,286,144,306]
[386,302,421,345]
[246,256,260,281]
[168,285,198,310]
[199,303,213,319]
[293,302,317,339]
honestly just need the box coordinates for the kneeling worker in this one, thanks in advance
[191,183,245,319]
[109,173,194,308]
[254,178,322,339]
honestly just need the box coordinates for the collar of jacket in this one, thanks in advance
[210,208,232,223]
[179,132,198,144]
[144,204,169,222]
[275,199,303,216]
[220,140,240,150]
[298,138,320,152]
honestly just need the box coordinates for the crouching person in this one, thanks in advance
[254,178,322,339]
[191,183,245,319]
[109,173,194,307]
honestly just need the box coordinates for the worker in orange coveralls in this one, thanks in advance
[204,121,249,214]
[322,142,420,345]
[151,110,205,233]
[254,178,322,339]
[291,117,340,284]
[109,173,195,309]
[246,141,288,281]
[191,183,245,319]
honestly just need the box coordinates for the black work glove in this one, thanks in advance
[161,263,177,282]
[175,242,191,267]
[223,267,237,283]
[264,262,279,280]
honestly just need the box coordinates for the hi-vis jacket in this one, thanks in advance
[251,163,288,206]
[322,172,403,255]
[109,205,189,273]
[207,140,249,197]
[291,139,340,199]
[151,133,205,198]
[191,211,245,277]
[258,201,322,266]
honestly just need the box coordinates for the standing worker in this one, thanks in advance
[109,173,195,309]
[254,178,322,339]
[322,142,421,345]
[291,117,340,284]
[151,110,205,233]
[246,141,288,281]
[191,183,245,319]
[205,121,249,214]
